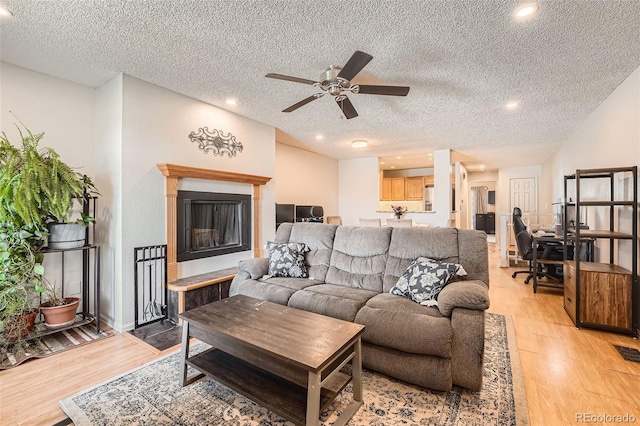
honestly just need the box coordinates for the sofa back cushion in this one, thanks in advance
[456,229,489,285]
[276,223,338,282]
[326,226,391,292]
[384,227,461,293]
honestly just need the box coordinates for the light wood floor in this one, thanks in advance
[1,243,639,426]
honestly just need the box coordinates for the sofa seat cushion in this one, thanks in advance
[354,293,453,358]
[230,277,322,306]
[287,284,379,322]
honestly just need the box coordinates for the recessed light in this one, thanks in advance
[225,98,237,106]
[396,156,402,159]
[380,162,385,165]
[315,134,324,140]
[505,101,519,109]
[0,5,13,16]
[514,3,538,19]
[352,140,368,148]
[391,166,396,169]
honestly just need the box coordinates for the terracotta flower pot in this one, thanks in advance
[39,297,80,329]
[4,310,38,340]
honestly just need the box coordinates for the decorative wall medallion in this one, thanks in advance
[188,127,243,157]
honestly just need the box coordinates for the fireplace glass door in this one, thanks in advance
[177,191,251,261]
[190,201,240,250]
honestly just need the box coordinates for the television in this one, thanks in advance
[488,190,495,205]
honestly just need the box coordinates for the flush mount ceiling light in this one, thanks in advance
[0,5,13,16]
[505,101,519,109]
[514,3,538,19]
[351,140,368,148]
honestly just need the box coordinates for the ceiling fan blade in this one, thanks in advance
[358,85,410,96]
[282,95,319,113]
[336,96,358,119]
[337,51,373,81]
[265,73,317,86]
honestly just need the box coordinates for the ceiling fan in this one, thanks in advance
[266,51,410,119]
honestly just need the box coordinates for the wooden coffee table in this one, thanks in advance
[179,294,365,426]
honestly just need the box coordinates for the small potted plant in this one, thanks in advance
[36,278,80,328]
[392,205,407,219]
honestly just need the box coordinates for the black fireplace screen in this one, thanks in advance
[177,191,251,261]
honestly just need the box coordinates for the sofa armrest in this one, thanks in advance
[237,258,269,279]
[437,280,490,317]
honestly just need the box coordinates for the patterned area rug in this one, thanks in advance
[60,313,528,425]
[1,323,113,369]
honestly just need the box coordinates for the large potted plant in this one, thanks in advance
[0,125,97,331]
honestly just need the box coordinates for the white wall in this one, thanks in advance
[94,74,123,327]
[338,157,380,226]
[542,65,640,269]
[275,143,339,218]
[118,75,276,330]
[544,66,640,201]
[0,63,95,170]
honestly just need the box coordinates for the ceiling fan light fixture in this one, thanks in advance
[514,3,538,19]
[352,140,368,148]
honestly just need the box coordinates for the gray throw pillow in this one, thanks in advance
[266,241,309,278]
[390,257,462,306]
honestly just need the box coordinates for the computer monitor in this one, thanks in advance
[275,203,295,226]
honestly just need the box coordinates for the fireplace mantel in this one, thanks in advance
[157,163,272,281]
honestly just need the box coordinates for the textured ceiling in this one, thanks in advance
[1,0,639,171]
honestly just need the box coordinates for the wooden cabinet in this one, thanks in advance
[380,177,404,200]
[563,166,638,337]
[424,175,434,186]
[391,178,405,200]
[405,176,424,200]
[380,178,392,200]
[565,262,633,330]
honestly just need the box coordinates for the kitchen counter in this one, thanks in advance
[376,210,437,214]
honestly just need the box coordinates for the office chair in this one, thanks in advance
[511,207,564,284]
[386,218,413,227]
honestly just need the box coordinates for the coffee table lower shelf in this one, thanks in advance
[186,347,357,425]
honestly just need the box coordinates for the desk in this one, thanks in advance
[532,234,594,293]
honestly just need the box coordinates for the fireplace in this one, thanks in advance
[176,190,251,261]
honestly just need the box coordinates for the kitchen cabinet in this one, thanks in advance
[391,178,405,200]
[424,175,434,186]
[405,176,424,200]
[380,178,392,200]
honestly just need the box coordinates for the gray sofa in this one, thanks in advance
[230,222,490,391]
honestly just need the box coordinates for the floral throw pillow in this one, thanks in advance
[266,242,310,278]
[390,257,462,306]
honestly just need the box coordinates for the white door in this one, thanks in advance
[510,177,537,215]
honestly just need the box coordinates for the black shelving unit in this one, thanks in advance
[563,166,638,338]
[37,196,102,335]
